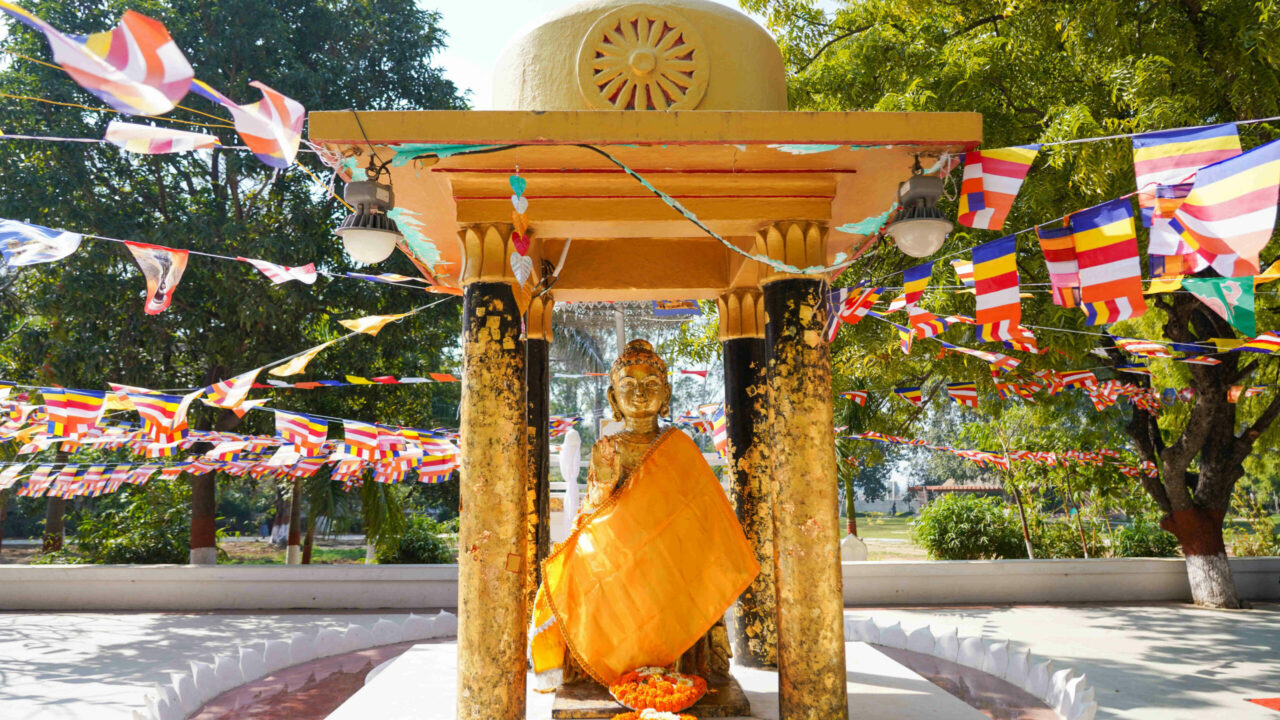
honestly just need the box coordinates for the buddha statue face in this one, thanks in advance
[608,339,671,423]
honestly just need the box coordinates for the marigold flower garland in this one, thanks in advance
[613,710,695,720]
[608,666,707,713]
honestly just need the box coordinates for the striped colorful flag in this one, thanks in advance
[1114,338,1173,357]
[0,219,82,267]
[548,416,581,438]
[1035,222,1080,307]
[823,288,853,342]
[238,257,317,285]
[1146,183,1207,277]
[1116,363,1152,375]
[268,340,336,377]
[825,286,882,342]
[1237,332,1280,354]
[1180,356,1223,365]
[1132,124,1241,225]
[191,80,305,169]
[840,391,868,406]
[972,235,1021,341]
[339,312,410,336]
[946,382,979,407]
[104,121,219,154]
[342,420,380,460]
[128,391,197,442]
[1167,138,1280,277]
[276,410,328,453]
[1058,370,1098,388]
[957,145,1041,230]
[893,386,924,407]
[900,262,933,310]
[0,5,193,115]
[1071,198,1146,325]
[950,259,975,288]
[42,388,107,438]
[206,369,260,411]
[708,405,728,459]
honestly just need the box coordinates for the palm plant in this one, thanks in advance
[359,479,406,564]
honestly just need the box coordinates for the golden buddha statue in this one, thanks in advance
[530,340,758,693]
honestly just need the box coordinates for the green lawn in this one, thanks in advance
[842,515,915,540]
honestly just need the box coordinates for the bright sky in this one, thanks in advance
[427,0,775,109]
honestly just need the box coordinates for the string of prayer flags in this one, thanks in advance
[0,219,82,267]
[1114,338,1173,358]
[1035,222,1080,308]
[128,391,195,442]
[972,235,1021,342]
[894,386,924,407]
[238,257,317,285]
[1238,332,1280,354]
[825,287,882,342]
[824,288,852,342]
[104,121,219,154]
[1116,363,1151,375]
[1132,124,1241,225]
[950,259,975,288]
[1182,277,1256,337]
[275,410,328,454]
[1168,138,1280,277]
[1228,385,1269,403]
[190,80,305,169]
[1002,327,1039,354]
[124,241,188,314]
[42,388,107,438]
[0,4,193,116]
[268,340,337,377]
[1071,198,1147,325]
[935,338,1021,373]
[549,416,581,438]
[338,312,411,336]
[946,382,979,407]
[840,391,868,406]
[205,369,260,411]
[957,145,1040,230]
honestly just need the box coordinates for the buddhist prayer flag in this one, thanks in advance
[950,259,975,288]
[1182,277,1256,337]
[1035,222,1080,307]
[894,386,924,407]
[104,121,218,154]
[190,79,305,168]
[1132,124,1242,224]
[1238,332,1280,354]
[840,391,868,406]
[1146,183,1207,277]
[342,420,380,460]
[268,340,336,377]
[42,388,107,438]
[124,241,188,314]
[238,257,317,285]
[0,219,82,267]
[205,369,260,410]
[549,416,580,438]
[1114,338,1173,358]
[0,5,193,115]
[276,410,328,453]
[972,235,1021,342]
[128,391,193,442]
[1167,138,1280,277]
[834,287,882,340]
[946,382,979,407]
[957,145,1041,230]
[900,262,933,310]
[1071,198,1146,325]
[339,312,410,336]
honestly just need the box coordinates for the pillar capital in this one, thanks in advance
[752,221,828,285]
[460,223,540,287]
[526,293,555,342]
[716,289,764,340]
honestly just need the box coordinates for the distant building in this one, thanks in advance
[908,478,1005,507]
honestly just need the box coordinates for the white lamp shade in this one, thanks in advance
[887,217,951,258]
[340,228,399,265]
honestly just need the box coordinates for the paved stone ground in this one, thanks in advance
[0,604,1275,719]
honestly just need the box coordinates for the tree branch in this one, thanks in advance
[947,15,1004,40]
[797,24,873,73]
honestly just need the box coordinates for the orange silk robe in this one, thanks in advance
[530,429,759,685]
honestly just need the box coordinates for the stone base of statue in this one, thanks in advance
[551,677,751,718]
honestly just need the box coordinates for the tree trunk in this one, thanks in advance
[189,472,217,564]
[844,474,858,536]
[42,496,66,553]
[286,477,302,565]
[0,489,8,553]
[1008,483,1034,559]
[1162,507,1240,608]
[302,515,315,565]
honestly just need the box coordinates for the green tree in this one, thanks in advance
[0,0,465,560]
[750,0,1280,607]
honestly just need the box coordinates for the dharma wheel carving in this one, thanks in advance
[576,4,708,111]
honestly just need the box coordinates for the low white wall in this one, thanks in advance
[1,558,1275,611]
[842,557,1280,606]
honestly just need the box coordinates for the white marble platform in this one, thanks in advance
[325,641,986,720]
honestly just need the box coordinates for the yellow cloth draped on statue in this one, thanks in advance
[531,429,759,686]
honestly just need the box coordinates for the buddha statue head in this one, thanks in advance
[608,339,671,423]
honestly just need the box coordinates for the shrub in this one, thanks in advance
[1226,489,1280,557]
[1113,514,1181,558]
[376,515,455,564]
[1029,517,1087,559]
[75,479,191,564]
[911,494,1026,560]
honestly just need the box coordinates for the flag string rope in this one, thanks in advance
[0,90,235,131]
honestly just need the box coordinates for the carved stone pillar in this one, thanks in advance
[757,222,847,718]
[717,289,777,668]
[457,223,528,720]
[525,292,554,614]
